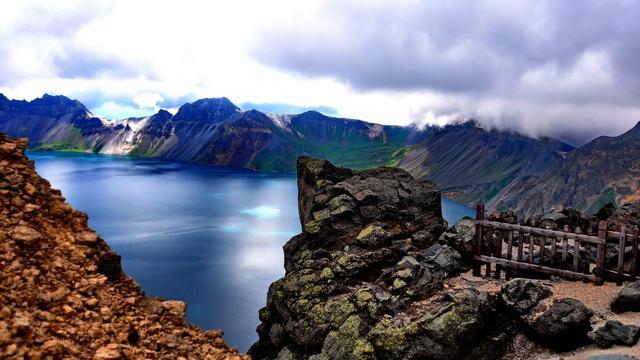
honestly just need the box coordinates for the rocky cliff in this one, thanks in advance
[491,121,640,218]
[248,157,517,360]
[398,120,573,207]
[0,133,246,359]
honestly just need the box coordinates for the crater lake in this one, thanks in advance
[29,151,474,351]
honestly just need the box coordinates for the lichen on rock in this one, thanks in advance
[249,157,513,360]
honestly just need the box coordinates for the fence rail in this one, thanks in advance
[472,204,640,285]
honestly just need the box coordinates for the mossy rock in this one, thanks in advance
[320,315,376,360]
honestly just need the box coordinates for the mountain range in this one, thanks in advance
[1,93,638,218]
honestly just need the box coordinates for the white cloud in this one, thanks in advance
[0,0,638,144]
[133,92,164,109]
[92,101,153,120]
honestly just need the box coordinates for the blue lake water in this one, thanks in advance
[28,151,474,351]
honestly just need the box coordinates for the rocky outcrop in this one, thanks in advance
[249,157,520,360]
[0,133,246,359]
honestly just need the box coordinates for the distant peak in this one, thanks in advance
[173,96,240,123]
[190,97,239,110]
[296,110,330,120]
[30,93,87,111]
[244,109,267,117]
[154,109,173,119]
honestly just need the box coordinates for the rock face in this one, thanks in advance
[397,120,573,208]
[0,133,246,359]
[611,281,640,313]
[249,157,517,360]
[493,121,640,217]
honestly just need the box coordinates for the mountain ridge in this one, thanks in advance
[2,92,632,217]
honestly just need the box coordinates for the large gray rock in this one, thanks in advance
[249,157,446,359]
[527,298,594,351]
[499,278,552,316]
[589,320,640,348]
[439,216,475,263]
[611,281,640,313]
[367,288,515,360]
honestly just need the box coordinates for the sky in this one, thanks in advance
[1,0,639,145]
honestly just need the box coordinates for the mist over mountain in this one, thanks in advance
[1,93,638,217]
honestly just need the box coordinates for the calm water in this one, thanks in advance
[28,151,474,351]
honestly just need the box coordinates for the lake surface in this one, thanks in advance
[28,151,474,351]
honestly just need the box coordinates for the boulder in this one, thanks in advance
[611,281,640,313]
[588,320,640,348]
[499,278,551,316]
[488,210,518,224]
[527,298,593,351]
[439,217,475,263]
[367,288,515,360]
[375,244,463,299]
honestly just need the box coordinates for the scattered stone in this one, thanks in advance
[611,280,640,313]
[9,225,42,242]
[588,320,640,348]
[94,344,121,359]
[500,278,552,316]
[162,301,186,318]
[527,298,593,351]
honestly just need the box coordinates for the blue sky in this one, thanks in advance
[1,0,639,145]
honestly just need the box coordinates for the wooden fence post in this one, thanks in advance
[617,227,626,286]
[472,204,485,276]
[632,227,639,279]
[595,221,608,285]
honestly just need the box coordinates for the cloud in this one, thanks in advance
[133,92,164,109]
[1,0,639,144]
[91,101,155,119]
[251,0,640,144]
[240,102,338,116]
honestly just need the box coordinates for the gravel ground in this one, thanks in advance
[447,271,640,359]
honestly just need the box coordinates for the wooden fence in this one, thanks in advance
[472,204,640,285]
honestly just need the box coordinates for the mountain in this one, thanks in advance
[0,93,585,214]
[398,121,574,205]
[492,121,640,217]
[0,94,412,172]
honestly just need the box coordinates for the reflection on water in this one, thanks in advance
[28,151,474,351]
